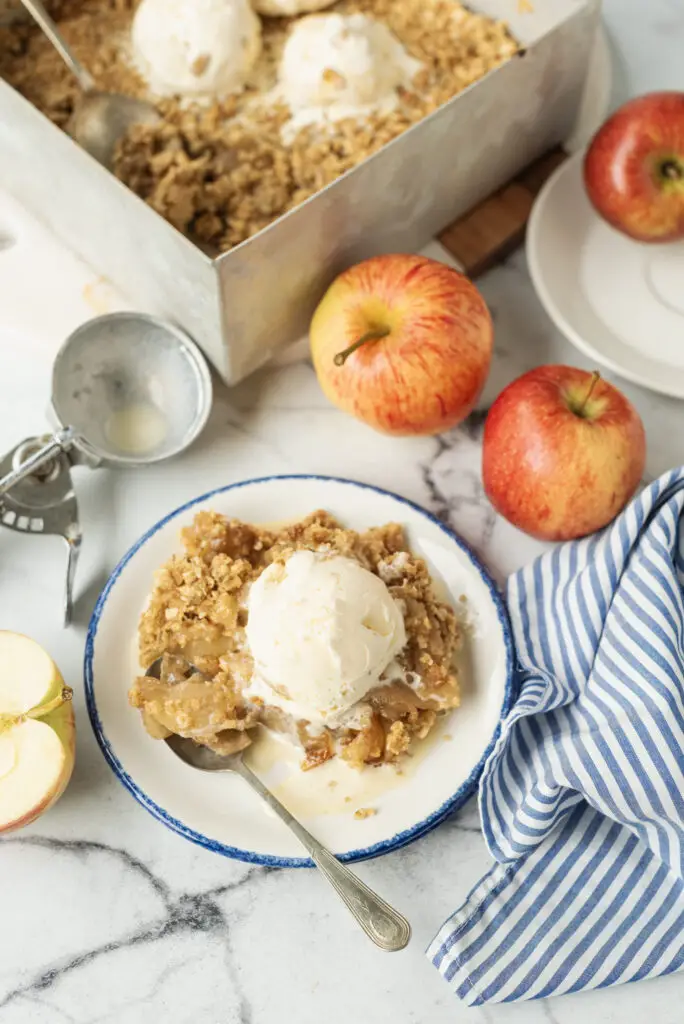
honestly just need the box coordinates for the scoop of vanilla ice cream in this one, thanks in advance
[132,0,262,98]
[245,550,406,725]
[278,13,421,114]
[253,0,335,16]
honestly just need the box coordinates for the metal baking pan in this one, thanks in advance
[0,0,599,383]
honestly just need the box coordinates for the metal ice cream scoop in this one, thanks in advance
[19,0,159,168]
[145,656,412,952]
[0,313,212,624]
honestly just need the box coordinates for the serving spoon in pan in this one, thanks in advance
[19,0,159,168]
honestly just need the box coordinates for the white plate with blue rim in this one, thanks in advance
[527,152,684,399]
[85,475,514,866]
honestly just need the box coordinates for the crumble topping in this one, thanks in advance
[129,509,462,770]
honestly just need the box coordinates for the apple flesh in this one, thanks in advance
[482,366,646,542]
[0,632,75,833]
[310,253,493,436]
[584,91,684,242]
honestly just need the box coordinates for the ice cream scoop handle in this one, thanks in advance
[0,428,76,497]
[235,759,411,951]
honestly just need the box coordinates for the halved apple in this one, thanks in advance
[0,632,75,832]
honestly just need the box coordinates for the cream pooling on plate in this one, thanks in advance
[132,0,262,97]
[278,13,422,135]
[245,550,406,725]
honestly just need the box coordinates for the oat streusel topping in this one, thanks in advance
[129,510,462,770]
[0,0,517,252]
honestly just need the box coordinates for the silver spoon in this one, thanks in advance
[146,657,411,952]
[19,0,159,168]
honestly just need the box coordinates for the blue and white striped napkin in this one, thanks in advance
[428,468,684,1005]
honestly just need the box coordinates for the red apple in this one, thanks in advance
[584,91,684,242]
[482,366,646,541]
[309,254,493,436]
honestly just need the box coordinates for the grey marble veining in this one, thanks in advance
[1,3,684,1021]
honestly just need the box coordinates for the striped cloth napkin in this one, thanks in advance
[428,468,684,1005]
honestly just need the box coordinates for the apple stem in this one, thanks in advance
[25,686,73,721]
[577,371,601,416]
[0,687,73,732]
[333,328,390,367]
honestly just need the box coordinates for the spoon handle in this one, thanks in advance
[235,759,411,951]
[19,0,96,91]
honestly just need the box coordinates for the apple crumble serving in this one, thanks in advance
[0,0,517,253]
[129,510,461,770]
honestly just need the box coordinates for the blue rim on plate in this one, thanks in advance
[85,474,516,867]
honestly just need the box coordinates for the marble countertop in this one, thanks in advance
[1,2,684,1021]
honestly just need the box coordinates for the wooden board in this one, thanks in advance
[438,146,568,278]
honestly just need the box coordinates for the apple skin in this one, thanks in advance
[584,91,684,242]
[1,700,75,834]
[0,633,75,834]
[482,366,646,542]
[310,254,493,436]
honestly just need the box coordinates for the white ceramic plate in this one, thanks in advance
[86,476,514,866]
[527,152,684,399]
